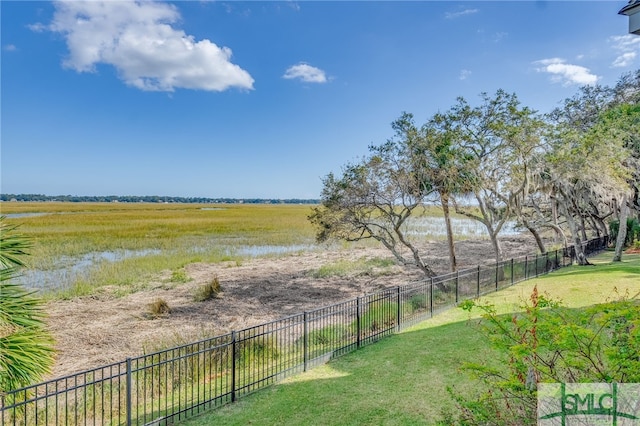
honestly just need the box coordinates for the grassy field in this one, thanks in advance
[179,251,640,426]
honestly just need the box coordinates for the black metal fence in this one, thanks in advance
[0,237,609,426]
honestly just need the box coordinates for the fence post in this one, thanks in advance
[545,252,549,274]
[126,358,132,426]
[476,265,480,297]
[356,297,361,349]
[231,331,237,402]
[455,271,459,304]
[396,286,401,331]
[303,312,308,372]
[535,254,539,278]
[510,258,514,285]
[429,278,434,318]
[524,256,528,280]
[555,250,558,271]
[495,262,499,291]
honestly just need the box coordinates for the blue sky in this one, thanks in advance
[2,1,639,199]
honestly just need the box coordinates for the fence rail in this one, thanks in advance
[1,237,609,425]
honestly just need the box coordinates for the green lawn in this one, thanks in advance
[180,252,640,426]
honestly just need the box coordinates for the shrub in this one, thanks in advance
[609,217,640,246]
[193,277,222,302]
[444,286,640,425]
[148,298,171,318]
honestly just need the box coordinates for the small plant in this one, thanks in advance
[148,298,171,318]
[307,325,352,346]
[193,277,222,302]
[408,294,428,311]
[170,268,191,283]
[235,333,280,367]
[355,301,397,333]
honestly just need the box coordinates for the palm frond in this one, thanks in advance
[0,217,33,269]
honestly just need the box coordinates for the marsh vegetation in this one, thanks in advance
[1,202,502,297]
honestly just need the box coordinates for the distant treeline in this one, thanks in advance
[0,194,319,204]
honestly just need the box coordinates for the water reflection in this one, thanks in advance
[4,212,50,219]
[404,216,520,237]
[233,244,315,257]
[16,249,160,291]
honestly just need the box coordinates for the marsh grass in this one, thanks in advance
[170,268,191,283]
[142,329,220,355]
[1,202,491,299]
[148,299,171,318]
[1,203,317,298]
[193,277,222,302]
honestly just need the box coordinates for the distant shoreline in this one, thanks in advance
[0,194,319,204]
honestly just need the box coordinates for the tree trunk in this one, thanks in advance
[560,199,588,265]
[488,229,503,264]
[523,218,546,254]
[579,214,589,242]
[441,192,457,272]
[613,195,629,262]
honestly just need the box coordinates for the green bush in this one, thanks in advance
[609,217,640,246]
[445,287,640,425]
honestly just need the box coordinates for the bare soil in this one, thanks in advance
[45,237,541,379]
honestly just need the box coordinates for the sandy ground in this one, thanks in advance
[44,237,542,379]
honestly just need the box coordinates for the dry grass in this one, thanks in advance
[147,299,171,318]
[193,277,222,302]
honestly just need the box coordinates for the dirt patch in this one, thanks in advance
[45,237,541,379]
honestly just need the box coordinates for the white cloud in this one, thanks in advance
[285,1,301,12]
[445,8,478,19]
[613,52,637,68]
[38,1,254,92]
[534,58,599,86]
[459,69,471,80]
[283,63,327,83]
[610,34,640,68]
[3,44,17,52]
[493,32,507,43]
